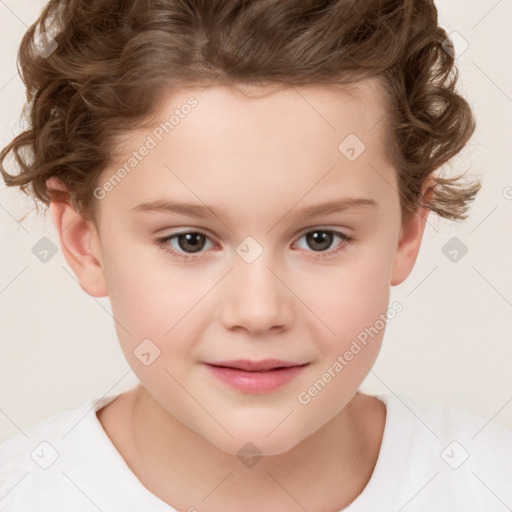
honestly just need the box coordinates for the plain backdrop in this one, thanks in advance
[1,0,511,445]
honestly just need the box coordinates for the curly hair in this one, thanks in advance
[1,0,481,226]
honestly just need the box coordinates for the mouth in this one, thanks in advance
[202,360,310,394]
[204,359,308,372]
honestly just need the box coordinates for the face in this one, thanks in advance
[51,78,428,456]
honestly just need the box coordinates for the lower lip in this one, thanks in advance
[203,363,309,394]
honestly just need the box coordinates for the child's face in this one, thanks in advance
[59,78,427,455]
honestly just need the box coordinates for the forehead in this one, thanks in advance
[158,78,387,147]
[113,76,389,156]
[101,78,395,221]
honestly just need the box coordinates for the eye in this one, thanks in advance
[293,229,353,259]
[156,231,215,262]
[155,228,354,262]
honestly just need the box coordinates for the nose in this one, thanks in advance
[220,254,293,336]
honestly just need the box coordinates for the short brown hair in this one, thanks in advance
[1,0,481,226]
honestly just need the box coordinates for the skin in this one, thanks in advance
[47,77,431,511]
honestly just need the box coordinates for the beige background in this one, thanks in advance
[1,0,511,444]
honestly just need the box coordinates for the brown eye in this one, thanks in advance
[156,228,353,263]
[174,232,207,253]
[156,230,215,261]
[305,230,335,251]
[294,229,353,259]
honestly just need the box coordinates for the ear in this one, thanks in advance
[390,177,435,286]
[46,177,108,297]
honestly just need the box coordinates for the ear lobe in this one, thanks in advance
[46,177,108,297]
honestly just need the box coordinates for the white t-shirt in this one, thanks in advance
[1,392,511,511]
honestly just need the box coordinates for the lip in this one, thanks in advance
[205,359,305,371]
[203,360,310,394]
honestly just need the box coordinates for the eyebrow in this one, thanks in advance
[130,197,378,220]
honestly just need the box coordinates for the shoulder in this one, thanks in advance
[0,394,121,511]
[376,392,512,444]
[389,393,512,458]
[367,393,512,509]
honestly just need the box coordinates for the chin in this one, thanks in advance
[207,428,304,458]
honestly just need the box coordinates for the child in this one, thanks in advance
[1,0,511,510]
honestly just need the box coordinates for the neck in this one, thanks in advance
[121,385,385,512]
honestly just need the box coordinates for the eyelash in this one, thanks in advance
[155,228,354,262]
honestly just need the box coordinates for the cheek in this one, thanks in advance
[102,242,211,361]
[301,255,391,334]
[292,244,394,382]
[104,261,197,389]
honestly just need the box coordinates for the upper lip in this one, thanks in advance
[204,359,308,372]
